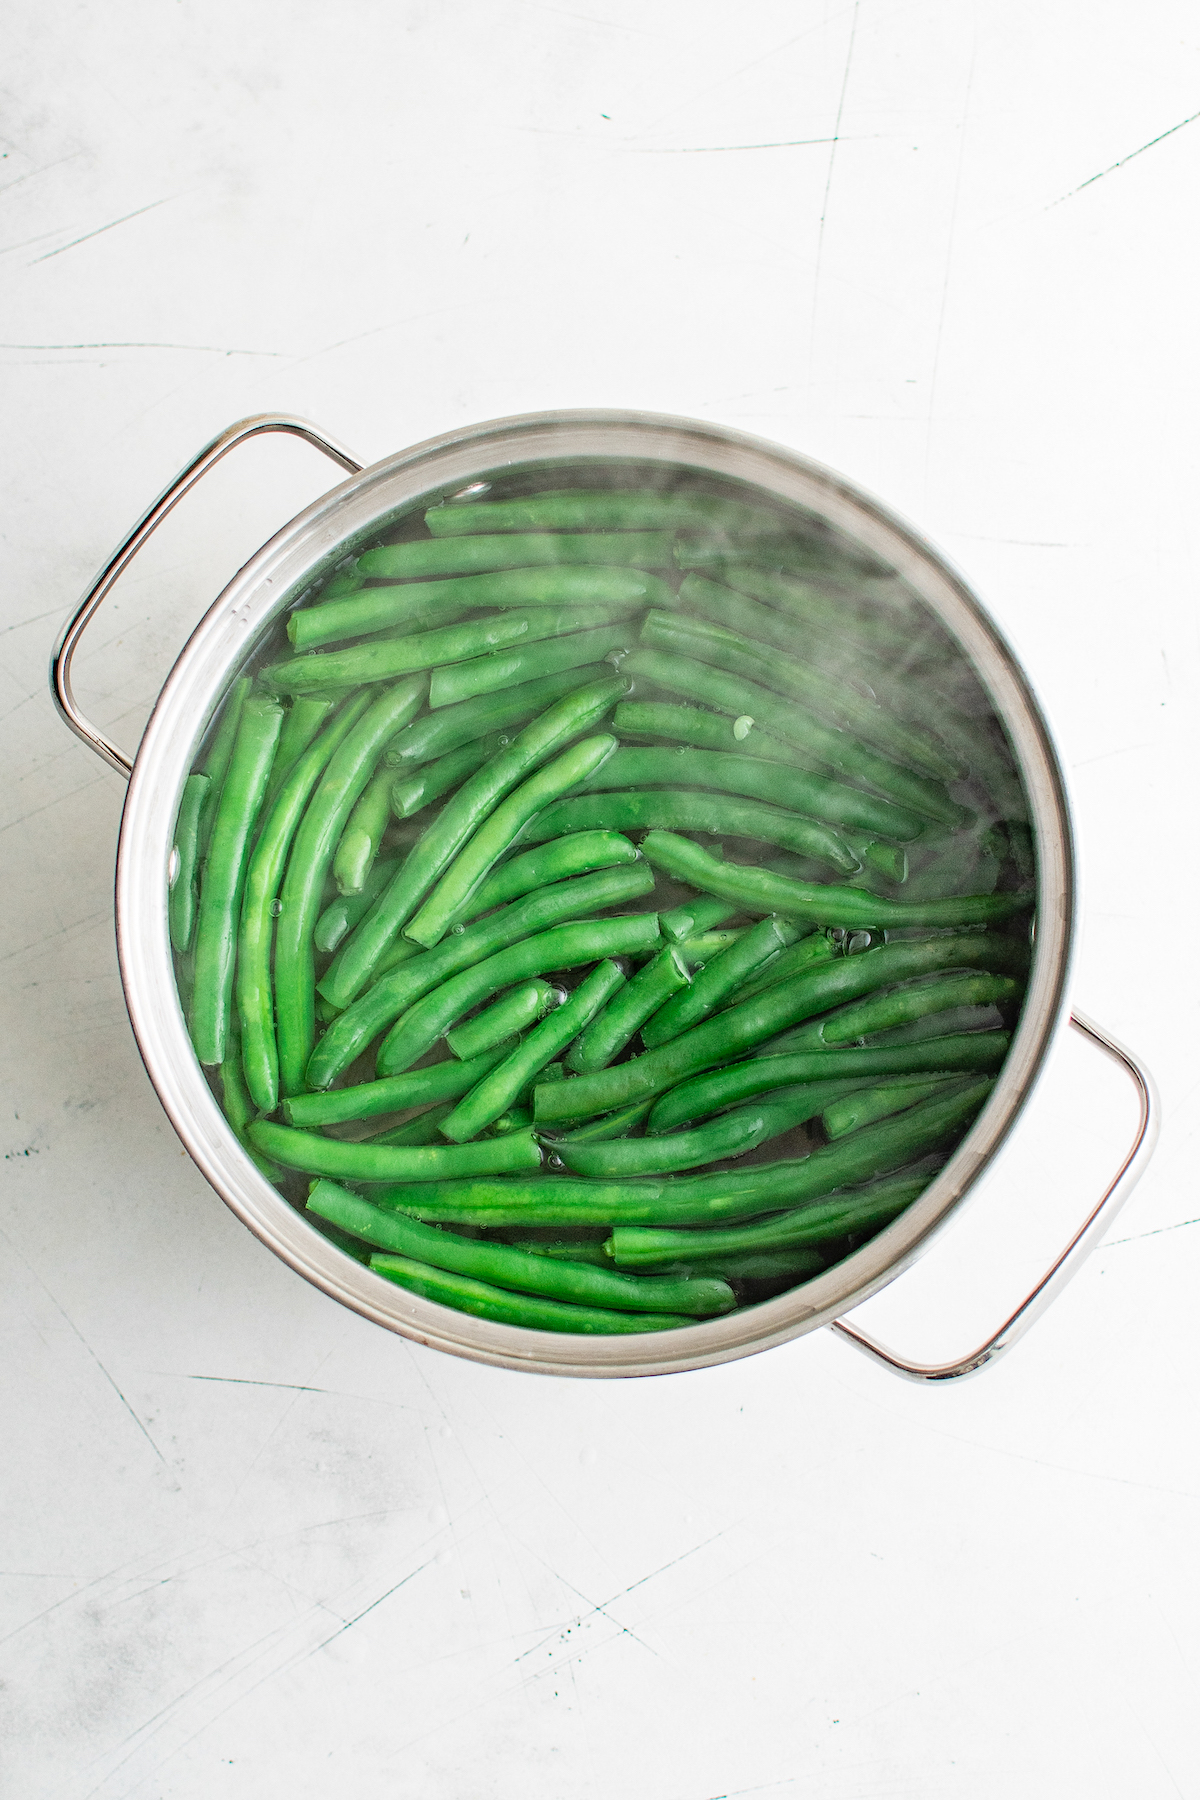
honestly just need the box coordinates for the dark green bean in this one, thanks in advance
[581,742,926,842]
[428,621,637,710]
[658,893,740,942]
[555,1098,658,1141]
[677,929,747,964]
[566,947,689,1073]
[168,772,211,954]
[377,913,662,1077]
[307,1179,734,1316]
[625,647,967,827]
[641,917,800,1049]
[274,679,426,1097]
[248,1119,544,1181]
[441,960,627,1141]
[368,1102,459,1145]
[195,675,251,859]
[446,981,557,1061]
[190,695,284,1066]
[307,862,655,1089]
[314,854,401,954]
[425,489,779,536]
[858,1005,1006,1047]
[333,766,393,895]
[821,1076,962,1140]
[390,733,505,819]
[371,1255,693,1333]
[504,1239,614,1265]
[357,531,677,579]
[532,933,1024,1127]
[721,932,841,1008]
[385,663,618,768]
[521,792,860,875]
[646,1032,1010,1131]
[715,564,927,659]
[283,1041,519,1127]
[766,972,1023,1050]
[448,831,639,927]
[320,675,630,1009]
[639,830,1030,930]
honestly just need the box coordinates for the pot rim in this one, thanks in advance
[115,407,1075,1378]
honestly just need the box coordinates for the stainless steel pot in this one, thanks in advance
[51,410,1159,1382]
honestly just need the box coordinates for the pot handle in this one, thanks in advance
[830,1010,1159,1383]
[50,414,364,778]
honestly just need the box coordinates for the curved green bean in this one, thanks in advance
[190,695,284,1066]
[449,831,639,926]
[168,772,211,954]
[248,1119,544,1181]
[315,853,400,954]
[425,489,778,537]
[641,917,800,1049]
[428,621,637,710]
[533,934,1024,1127]
[274,678,426,1096]
[765,971,1023,1050]
[390,732,505,819]
[821,1076,962,1140]
[357,531,676,580]
[371,1255,693,1333]
[639,830,1030,930]
[320,676,630,1009]
[333,766,393,895]
[521,792,860,874]
[720,932,841,1008]
[659,893,740,942]
[555,1098,658,1141]
[566,947,688,1073]
[446,981,557,1061]
[678,929,747,964]
[441,960,626,1142]
[266,696,339,804]
[615,697,809,769]
[195,674,250,860]
[385,663,617,768]
[283,1040,519,1127]
[376,913,662,1077]
[368,1102,459,1146]
[307,862,655,1089]
[406,735,619,947]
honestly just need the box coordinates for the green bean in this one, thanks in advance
[168,772,211,954]
[646,1033,1010,1132]
[274,679,426,1096]
[248,1120,544,1181]
[581,742,926,842]
[195,675,251,859]
[440,960,627,1141]
[639,830,1029,931]
[490,1106,534,1135]
[721,932,841,1007]
[532,934,1024,1127]
[859,1005,1006,1047]
[332,766,394,895]
[283,1041,519,1127]
[615,697,807,768]
[287,590,468,653]
[406,735,619,947]
[715,564,928,659]
[385,663,617,768]
[847,837,908,884]
[565,947,688,1073]
[236,695,374,1111]
[677,929,748,964]
[266,696,338,805]
[217,1023,278,1177]
[367,1102,458,1146]
[659,893,741,942]
[448,831,639,926]
[428,621,637,710]
[625,647,966,828]
[399,1080,992,1227]
[425,489,779,537]
[766,972,1023,1050]
[821,1076,963,1140]
[504,1239,614,1265]
[320,676,630,1008]
[307,1179,733,1316]
[189,695,284,1065]
[377,913,662,1078]
[307,862,655,1089]
[642,917,800,1049]
[265,606,616,696]
[521,792,860,875]
[314,854,401,954]
[446,981,557,1060]
[372,1255,694,1333]
[607,1170,933,1268]
[390,733,505,819]
[357,531,677,580]
[555,1098,658,1141]
[292,566,670,650]
[674,534,886,581]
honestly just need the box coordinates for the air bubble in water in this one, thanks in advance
[733,715,754,740]
[270,899,283,917]
[167,846,180,887]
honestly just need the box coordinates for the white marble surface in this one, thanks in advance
[3,4,1198,1794]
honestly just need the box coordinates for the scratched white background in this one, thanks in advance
[3,3,1199,1795]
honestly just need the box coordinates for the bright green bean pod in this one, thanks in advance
[449,831,639,926]
[439,960,627,1142]
[367,1102,459,1146]
[566,947,689,1073]
[580,742,926,842]
[195,674,251,859]
[677,929,748,965]
[428,621,637,710]
[767,971,1023,1050]
[282,1040,519,1127]
[385,663,617,768]
[406,735,619,948]
[308,862,655,1089]
[307,1179,733,1316]
[446,981,557,1060]
[314,854,401,955]
[639,830,1030,931]
[266,696,340,806]
[504,1239,613,1265]
[641,917,799,1049]
[358,531,676,580]
[390,732,505,819]
[614,698,809,770]
[821,1076,963,1140]
[168,772,211,954]
[377,914,661,1078]
[646,1033,1010,1132]
[248,1119,544,1181]
[659,893,741,942]
[236,694,374,1112]
[287,589,469,652]
[425,489,778,537]
[190,695,284,1066]
[490,1106,534,1135]
[523,792,858,872]
[332,766,394,895]
[320,676,629,1009]
[532,934,1024,1127]
[555,1098,658,1141]
[625,647,967,828]
[274,679,426,1096]
[371,1255,693,1333]
[720,932,841,1008]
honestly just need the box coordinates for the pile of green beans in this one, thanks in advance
[171,466,1036,1336]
